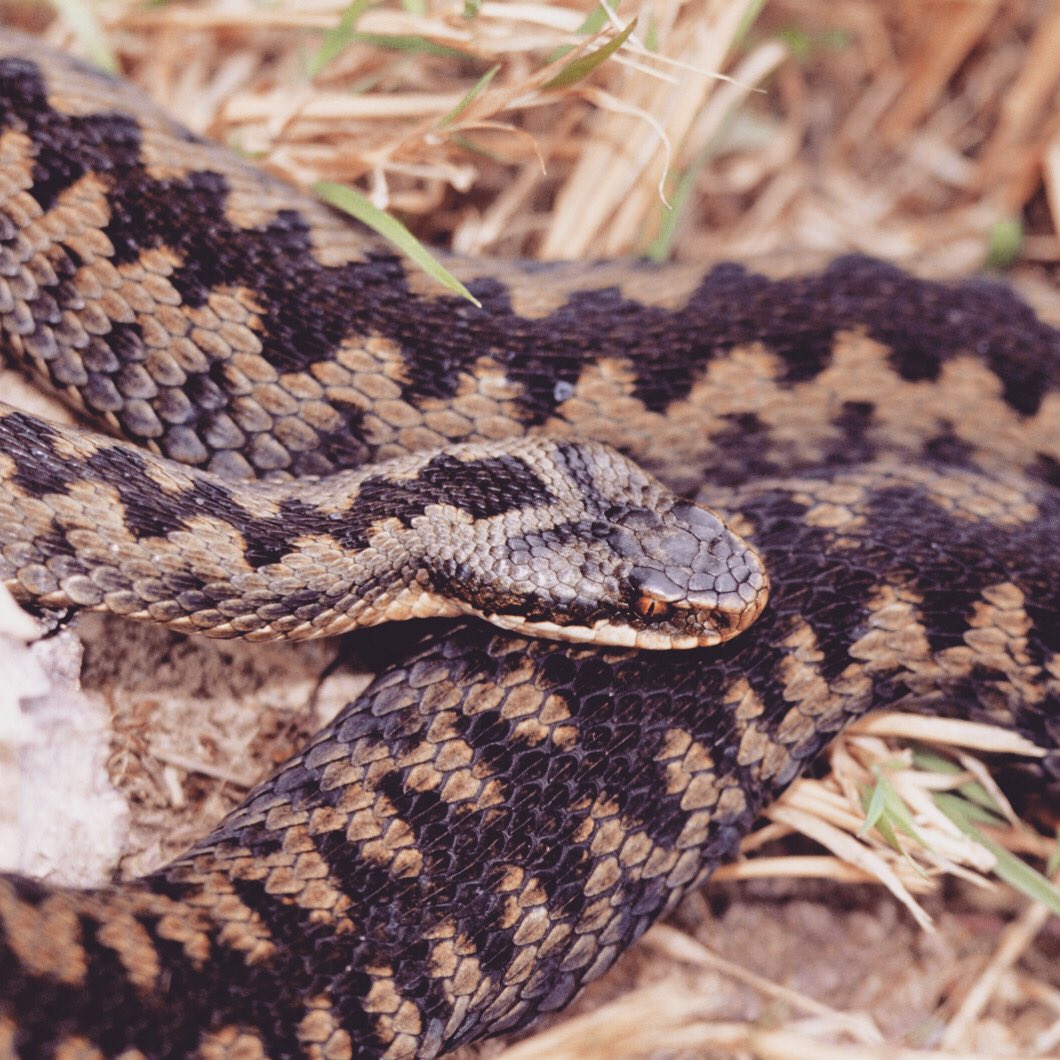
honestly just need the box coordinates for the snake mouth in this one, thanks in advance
[481,612,708,648]
[480,588,769,649]
[470,533,771,650]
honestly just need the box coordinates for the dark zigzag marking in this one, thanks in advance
[0,882,330,1058]
[1,408,555,570]
[81,475,1060,1052]
[3,465,1057,1055]
[1,58,1056,477]
[1,410,74,498]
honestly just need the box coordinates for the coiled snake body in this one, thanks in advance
[0,29,1057,1060]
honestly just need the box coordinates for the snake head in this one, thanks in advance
[598,498,770,648]
[416,439,769,650]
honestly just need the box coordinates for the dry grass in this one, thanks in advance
[11,0,1060,270]
[2,1,1059,1057]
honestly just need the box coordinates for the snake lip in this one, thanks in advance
[480,593,768,649]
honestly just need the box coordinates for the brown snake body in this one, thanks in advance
[0,28,1057,1060]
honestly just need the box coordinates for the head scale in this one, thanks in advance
[415,439,769,649]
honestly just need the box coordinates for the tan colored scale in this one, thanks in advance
[0,886,89,986]
[538,333,1060,492]
[52,1038,112,1060]
[297,996,355,1060]
[197,1027,270,1060]
[3,40,1054,489]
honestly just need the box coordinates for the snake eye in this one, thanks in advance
[633,594,672,621]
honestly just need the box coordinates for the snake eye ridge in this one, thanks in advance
[633,594,672,621]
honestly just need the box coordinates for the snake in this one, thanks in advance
[0,26,1057,1060]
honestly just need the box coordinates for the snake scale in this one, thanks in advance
[0,27,1057,1060]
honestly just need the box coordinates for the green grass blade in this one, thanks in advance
[954,778,1009,818]
[643,13,659,53]
[947,795,1007,828]
[314,183,481,307]
[860,776,889,837]
[866,805,905,855]
[874,773,923,841]
[910,747,963,774]
[310,2,475,77]
[543,20,636,90]
[446,135,507,164]
[48,0,117,72]
[438,65,501,128]
[935,793,1060,915]
[986,217,1023,270]
[345,34,476,61]
[645,162,699,262]
[857,770,925,869]
[309,0,375,78]
[546,7,611,64]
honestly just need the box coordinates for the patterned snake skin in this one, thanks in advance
[0,415,769,650]
[0,28,1058,1060]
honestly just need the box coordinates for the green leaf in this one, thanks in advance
[858,771,923,847]
[734,0,767,45]
[543,20,636,90]
[546,6,611,64]
[879,789,923,843]
[348,33,476,61]
[644,163,697,262]
[309,2,476,76]
[48,0,117,72]
[986,217,1023,270]
[948,795,1007,828]
[910,747,963,774]
[954,778,1008,819]
[874,816,905,853]
[856,788,907,852]
[913,748,1009,820]
[775,25,852,65]
[935,793,1060,916]
[314,183,481,307]
[643,13,659,53]
[309,0,375,78]
[1048,831,1060,876]
[848,773,929,878]
[647,117,733,261]
[463,0,483,16]
[776,27,813,64]
[438,65,501,128]
[860,776,889,836]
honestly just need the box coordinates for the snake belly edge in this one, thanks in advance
[0,27,1058,1060]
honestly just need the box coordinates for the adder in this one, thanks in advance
[0,27,1057,1060]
